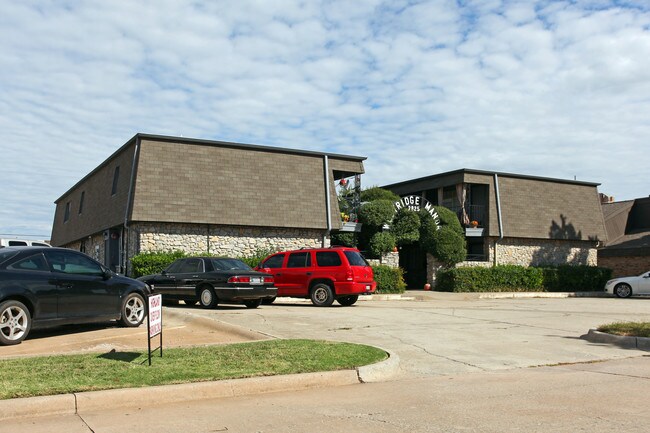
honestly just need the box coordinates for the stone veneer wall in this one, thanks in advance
[367,251,399,268]
[490,237,598,267]
[125,222,327,274]
[63,233,106,263]
[426,237,598,286]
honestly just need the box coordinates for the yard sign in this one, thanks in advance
[147,294,163,365]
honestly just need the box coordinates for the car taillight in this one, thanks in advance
[228,276,251,283]
[346,268,354,281]
[263,276,274,283]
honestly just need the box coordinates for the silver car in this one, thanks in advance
[605,271,650,298]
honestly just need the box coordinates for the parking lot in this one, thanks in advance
[4,291,649,375]
[182,291,650,378]
[5,291,650,433]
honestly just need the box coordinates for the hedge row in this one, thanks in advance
[130,250,187,278]
[129,251,407,294]
[372,265,406,294]
[435,265,612,293]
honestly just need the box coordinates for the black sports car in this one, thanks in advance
[137,257,277,309]
[0,247,151,345]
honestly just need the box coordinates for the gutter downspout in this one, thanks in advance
[323,155,332,247]
[123,136,141,275]
[493,173,504,267]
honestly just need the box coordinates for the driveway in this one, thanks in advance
[179,292,650,378]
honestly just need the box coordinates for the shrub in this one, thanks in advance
[436,265,611,293]
[372,265,406,294]
[541,265,612,292]
[391,208,420,245]
[421,226,467,267]
[368,231,396,258]
[358,199,395,228]
[361,187,400,203]
[331,232,357,248]
[130,250,187,278]
[237,248,278,269]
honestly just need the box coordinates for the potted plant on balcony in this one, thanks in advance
[466,220,483,236]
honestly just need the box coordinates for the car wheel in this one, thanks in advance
[262,296,276,305]
[311,283,335,307]
[244,299,262,309]
[183,299,198,306]
[120,293,146,327]
[0,300,32,345]
[199,286,218,309]
[614,283,632,298]
[336,295,359,306]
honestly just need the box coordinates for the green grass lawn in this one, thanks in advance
[597,322,650,338]
[0,339,387,400]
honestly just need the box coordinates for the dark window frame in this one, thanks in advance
[111,166,120,196]
[64,201,71,222]
[78,191,85,215]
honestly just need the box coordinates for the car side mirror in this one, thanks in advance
[102,269,113,280]
[161,270,167,276]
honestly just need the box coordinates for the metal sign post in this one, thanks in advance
[147,294,163,366]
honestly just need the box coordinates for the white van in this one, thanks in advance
[0,239,52,248]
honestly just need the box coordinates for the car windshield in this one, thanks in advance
[210,258,252,271]
[0,249,20,265]
[343,250,369,266]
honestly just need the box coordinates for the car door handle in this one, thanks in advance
[56,282,73,289]
[306,272,312,275]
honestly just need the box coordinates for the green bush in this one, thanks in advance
[331,232,357,248]
[237,248,277,269]
[421,226,467,267]
[372,265,406,294]
[436,265,543,292]
[436,264,612,293]
[361,187,400,203]
[358,199,395,227]
[130,250,187,278]
[541,265,612,292]
[368,231,396,258]
[391,208,420,245]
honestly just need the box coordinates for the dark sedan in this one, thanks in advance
[0,247,151,346]
[137,257,277,309]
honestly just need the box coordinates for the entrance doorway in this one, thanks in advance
[399,243,427,289]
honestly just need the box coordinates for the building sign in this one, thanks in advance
[147,294,163,365]
[394,195,441,230]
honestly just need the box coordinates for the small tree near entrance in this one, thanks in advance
[333,188,466,269]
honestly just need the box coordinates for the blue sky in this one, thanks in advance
[1,0,649,239]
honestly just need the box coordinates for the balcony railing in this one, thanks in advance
[446,204,486,227]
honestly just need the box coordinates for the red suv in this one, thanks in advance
[256,246,377,307]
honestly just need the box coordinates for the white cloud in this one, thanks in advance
[0,0,648,238]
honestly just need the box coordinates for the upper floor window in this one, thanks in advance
[111,166,120,196]
[64,201,71,222]
[78,191,85,214]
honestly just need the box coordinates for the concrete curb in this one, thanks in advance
[0,349,399,421]
[582,329,650,350]
[357,348,400,383]
[477,292,610,299]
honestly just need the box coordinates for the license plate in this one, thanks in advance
[250,277,263,285]
[365,285,371,291]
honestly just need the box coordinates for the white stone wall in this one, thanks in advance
[426,238,598,286]
[128,222,325,258]
[490,237,597,267]
[367,251,399,268]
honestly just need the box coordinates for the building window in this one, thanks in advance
[64,201,71,222]
[111,166,120,196]
[78,191,85,214]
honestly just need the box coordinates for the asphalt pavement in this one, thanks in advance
[2,291,650,432]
